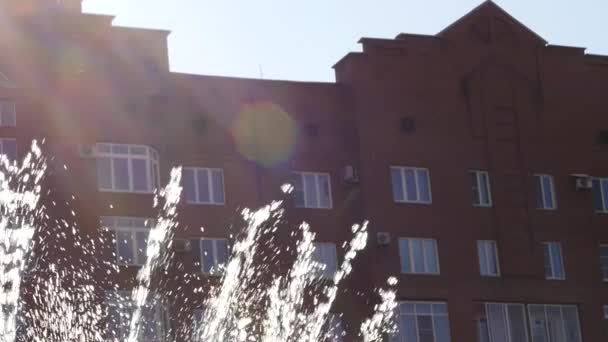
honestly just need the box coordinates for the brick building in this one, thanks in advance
[1,0,608,341]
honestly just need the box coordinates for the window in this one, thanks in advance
[392,301,451,342]
[96,143,159,193]
[101,216,154,266]
[543,242,565,280]
[593,178,608,213]
[105,291,167,342]
[475,303,529,342]
[477,241,500,277]
[200,239,229,275]
[191,309,205,341]
[535,175,557,210]
[528,304,581,342]
[391,166,432,204]
[183,167,225,205]
[324,313,345,342]
[292,172,332,209]
[600,245,608,281]
[312,242,338,280]
[0,138,16,161]
[471,170,492,207]
[399,238,440,275]
[0,100,16,127]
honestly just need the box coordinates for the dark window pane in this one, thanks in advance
[479,173,490,205]
[404,169,417,201]
[399,240,411,273]
[197,169,210,203]
[97,157,112,189]
[201,240,214,273]
[117,231,134,264]
[536,176,544,208]
[411,239,424,273]
[423,240,438,273]
[318,175,331,208]
[472,172,481,205]
[542,176,554,209]
[593,179,604,211]
[131,159,149,192]
[211,169,225,204]
[417,169,431,202]
[113,158,130,190]
[1,139,16,161]
[304,174,318,208]
[392,168,404,202]
[183,168,196,202]
[135,231,148,264]
[292,174,304,207]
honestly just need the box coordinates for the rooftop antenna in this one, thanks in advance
[258,64,264,79]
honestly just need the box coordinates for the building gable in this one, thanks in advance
[438,1,547,47]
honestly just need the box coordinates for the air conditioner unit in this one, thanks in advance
[571,174,593,190]
[173,239,192,252]
[78,144,98,158]
[377,232,391,246]
[344,165,360,183]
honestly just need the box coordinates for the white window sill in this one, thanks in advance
[294,206,333,210]
[394,200,432,205]
[537,207,558,211]
[401,272,440,276]
[545,277,566,281]
[99,189,155,195]
[473,204,493,208]
[186,201,226,206]
[480,274,501,278]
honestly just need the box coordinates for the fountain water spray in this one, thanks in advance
[127,167,182,342]
[0,141,45,342]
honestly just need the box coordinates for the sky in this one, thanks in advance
[83,0,608,82]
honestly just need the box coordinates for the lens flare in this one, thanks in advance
[231,102,297,167]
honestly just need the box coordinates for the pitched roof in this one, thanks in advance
[437,0,547,44]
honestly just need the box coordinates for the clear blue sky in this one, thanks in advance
[83,0,608,82]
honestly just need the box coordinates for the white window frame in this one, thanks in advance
[543,242,566,280]
[96,143,160,194]
[101,216,155,266]
[399,238,440,275]
[471,170,492,207]
[477,240,500,277]
[183,167,225,205]
[200,238,229,275]
[312,242,338,280]
[393,301,451,342]
[391,166,432,204]
[293,171,333,209]
[593,178,608,213]
[600,245,608,282]
[478,302,530,342]
[0,100,16,127]
[0,138,16,160]
[105,290,167,342]
[535,174,557,210]
[526,304,582,342]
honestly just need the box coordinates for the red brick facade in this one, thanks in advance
[1,0,608,341]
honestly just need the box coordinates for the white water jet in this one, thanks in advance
[0,141,45,342]
[127,167,182,342]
